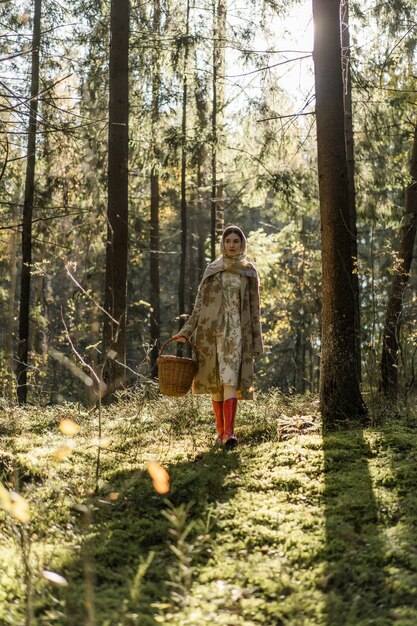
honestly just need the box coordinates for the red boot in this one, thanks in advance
[223,398,238,448]
[212,400,224,444]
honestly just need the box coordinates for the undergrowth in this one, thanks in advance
[1,390,417,625]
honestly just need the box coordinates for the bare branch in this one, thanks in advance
[65,264,120,326]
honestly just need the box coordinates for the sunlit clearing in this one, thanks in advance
[59,418,80,436]
[147,461,170,494]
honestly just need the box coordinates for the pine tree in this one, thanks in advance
[102,0,130,396]
[312,0,366,427]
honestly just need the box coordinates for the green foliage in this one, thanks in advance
[1,0,417,401]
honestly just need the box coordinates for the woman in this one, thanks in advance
[172,225,263,448]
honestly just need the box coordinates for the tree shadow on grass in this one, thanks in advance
[323,428,388,626]
[61,445,241,625]
[374,423,417,622]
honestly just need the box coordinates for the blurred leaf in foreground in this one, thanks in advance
[147,461,170,494]
[42,570,68,586]
[0,484,31,523]
[59,418,80,436]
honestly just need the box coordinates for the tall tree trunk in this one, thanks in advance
[341,0,361,382]
[380,126,417,401]
[149,0,161,378]
[16,0,42,404]
[187,194,195,313]
[103,0,129,395]
[6,197,19,396]
[195,70,209,280]
[312,0,366,428]
[178,0,190,332]
[210,0,226,260]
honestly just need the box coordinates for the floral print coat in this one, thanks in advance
[179,262,263,400]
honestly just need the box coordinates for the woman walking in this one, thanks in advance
[172,225,263,447]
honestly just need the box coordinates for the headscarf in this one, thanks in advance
[202,225,257,280]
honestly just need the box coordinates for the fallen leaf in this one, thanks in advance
[59,418,80,436]
[0,485,31,524]
[9,493,31,523]
[147,461,169,494]
[53,444,73,461]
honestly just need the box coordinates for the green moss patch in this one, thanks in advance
[1,393,417,624]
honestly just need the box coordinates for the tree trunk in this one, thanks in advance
[380,126,417,400]
[210,0,226,260]
[102,0,129,396]
[312,0,366,428]
[16,0,42,404]
[195,70,209,281]
[341,0,361,382]
[149,0,161,378]
[6,198,19,397]
[178,0,190,334]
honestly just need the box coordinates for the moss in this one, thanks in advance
[2,395,417,624]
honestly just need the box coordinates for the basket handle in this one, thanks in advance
[159,337,198,362]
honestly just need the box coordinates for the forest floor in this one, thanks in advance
[1,389,417,625]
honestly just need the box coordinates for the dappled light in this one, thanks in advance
[1,0,417,623]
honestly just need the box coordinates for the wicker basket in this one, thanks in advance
[157,338,198,397]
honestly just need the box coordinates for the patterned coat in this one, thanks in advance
[179,262,263,400]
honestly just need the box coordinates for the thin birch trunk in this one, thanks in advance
[210,0,226,260]
[178,0,190,333]
[195,70,209,281]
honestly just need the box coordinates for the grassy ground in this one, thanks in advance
[1,389,417,625]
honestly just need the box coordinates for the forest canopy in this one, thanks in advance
[0,0,416,406]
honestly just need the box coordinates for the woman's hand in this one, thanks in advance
[172,333,187,343]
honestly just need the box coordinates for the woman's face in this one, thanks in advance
[223,233,242,256]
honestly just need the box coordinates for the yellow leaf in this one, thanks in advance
[108,492,119,501]
[53,444,73,461]
[147,461,169,495]
[9,492,31,524]
[0,485,31,523]
[0,484,10,510]
[59,418,80,436]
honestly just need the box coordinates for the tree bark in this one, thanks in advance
[178,0,190,333]
[312,0,366,428]
[210,0,226,260]
[16,0,42,404]
[149,0,161,378]
[341,0,361,381]
[102,0,129,395]
[380,126,417,400]
[195,70,209,281]
[6,199,18,396]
